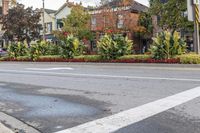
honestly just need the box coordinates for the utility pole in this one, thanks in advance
[42,0,45,40]
[193,0,200,54]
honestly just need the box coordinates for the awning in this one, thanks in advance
[44,34,57,41]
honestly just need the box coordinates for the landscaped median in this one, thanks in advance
[1,54,200,64]
[1,30,200,64]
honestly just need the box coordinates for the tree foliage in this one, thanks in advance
[62,4,93,40]
[138,11,153,38]
[149,0,193,31]
[1,3,41,42]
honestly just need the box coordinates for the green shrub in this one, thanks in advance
[16,56,31,61]
[47,43,61,55]
[39,55,61,58]
[75,55,102,61]
[38,41,49,55]
[29,41,49,60]
[177,54,200,64]
[97,34,133,60]
[150,31,186,59]
[119,54,151,60]
[60,35,84,59]
[0,56,9,61]
[7,42,28,58]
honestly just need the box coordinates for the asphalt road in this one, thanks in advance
[0,62,200,133]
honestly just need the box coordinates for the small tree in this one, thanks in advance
[62,4,93,41]
[60,35,84,59]
[150,31,186,59]
[138,11,153,39]
[149,0,193,32]
[7,41,28,58]
[98,34,133,59]
[1,3,41,42]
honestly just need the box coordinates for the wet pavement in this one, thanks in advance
[0,83,110,133]
[0,87,99,117]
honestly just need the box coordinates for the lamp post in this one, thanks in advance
[42,0,45,40]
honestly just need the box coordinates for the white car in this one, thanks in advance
[0,48,7,57]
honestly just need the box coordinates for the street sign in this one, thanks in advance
[188,0,200,21]
[187,0,200,54]
[188,0,194,21]
[194,0,200,5]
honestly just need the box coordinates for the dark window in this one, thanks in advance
[57,19,64,29]
[160,0,168,3]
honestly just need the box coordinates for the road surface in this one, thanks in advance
[0,62,200,133]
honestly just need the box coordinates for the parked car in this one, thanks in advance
[0,48,7,57]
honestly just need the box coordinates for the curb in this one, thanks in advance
[1,61,200,69]
[0,123,14,133]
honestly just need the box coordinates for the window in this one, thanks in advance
[91,17,97,29]
[46,22,52,33]
[117,14,124,29]
[57,19,64,30]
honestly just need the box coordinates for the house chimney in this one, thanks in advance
[2,0,9,15]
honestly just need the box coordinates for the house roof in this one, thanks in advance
[55,2,74,15]
[131,1,148,12]
[89,0,148,13]
[44,9,57,14]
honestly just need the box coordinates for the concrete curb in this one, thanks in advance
[0,123,14,133]
[1,61,200,68]
[0,112,41,133]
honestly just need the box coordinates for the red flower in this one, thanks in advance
[105,29,113,34]
[63,32,68,36]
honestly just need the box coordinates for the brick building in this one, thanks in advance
[88,0,148,53]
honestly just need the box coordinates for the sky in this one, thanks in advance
[19,0,149,10]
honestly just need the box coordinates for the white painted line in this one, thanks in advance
[0,83,6,86]
[55,86,200,133]
[26,67,74,71]
[0,69,200,82]
[0,123,14,133]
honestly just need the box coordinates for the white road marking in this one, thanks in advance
[0,83,6,86]
[26,67,74,71]
[0,123,13,133]
[0,69,200,82]
[55,86,200,133]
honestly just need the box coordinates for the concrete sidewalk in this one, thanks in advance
[0,123,13,133]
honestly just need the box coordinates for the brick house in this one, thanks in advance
[88,0,148,53]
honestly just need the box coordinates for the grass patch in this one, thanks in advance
[118,54,151,60]
[75,55,102,62]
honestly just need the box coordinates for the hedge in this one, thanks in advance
[0,54,180,64]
